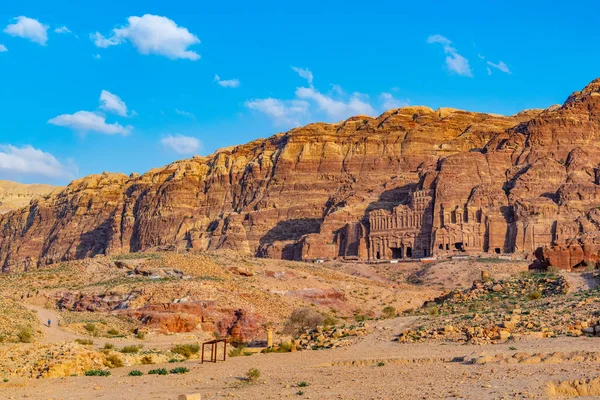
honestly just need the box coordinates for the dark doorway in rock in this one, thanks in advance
[445,244,449,250]
[494,248,501,254]
[438,244,443,250]
[376,251,381,259]
[454,242,464,251]
[391,248,403,259]
[406,247,412,258]
[423,249,430,257]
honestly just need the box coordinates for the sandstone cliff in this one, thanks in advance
[2,79,600,271]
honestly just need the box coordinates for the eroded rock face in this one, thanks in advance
[2,80,600,271]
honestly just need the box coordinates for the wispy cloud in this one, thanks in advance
[214,74,240,88]
[427,34,473,77]
[91,14,200,60]
[4,16,49,45]
[487,60,511,74]
[295,86,374,119]
[380,92,408,110]
[0,45,7,52]
[161,134,202,154]
[99,90,132,117]
[54,26,71,34]
[0,144,75,179]
[245,98,309,126]
[48,111,132,135]
[291,66,313,85]
[93,54,101,60]
[175,108,196,119]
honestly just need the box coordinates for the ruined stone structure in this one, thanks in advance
[2,79,600,271]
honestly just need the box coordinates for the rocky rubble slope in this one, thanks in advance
[1,80,600,270]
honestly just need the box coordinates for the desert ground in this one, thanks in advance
[0,253,599,399]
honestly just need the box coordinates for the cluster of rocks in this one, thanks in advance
[427,274,569,311]
[396,274,600,345]
[292,323,371,350]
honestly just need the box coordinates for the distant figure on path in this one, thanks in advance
[47,319,51,328]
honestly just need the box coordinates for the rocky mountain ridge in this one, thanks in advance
[2,79,600,272]
[0,180,61,214]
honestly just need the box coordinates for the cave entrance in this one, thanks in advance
[391,248,403,259]
[438,244,443,250]
[423,249,430,257]
[445,244,449,250]
[494,248,501,254]
[454,242,465,252]
[376,251,381,260]
[406,247,413,258]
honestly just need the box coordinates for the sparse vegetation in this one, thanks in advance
[171,343,200,359]
[85,369,111,377]
[229,344,253,357]
[298,381,309,387]
[283,307,326,335]
[148,368,168,375]
[128,370,143,376]
[381,306,397,319]
[75,338,94,346]
[104,354,124,368]
[141,355,154,365]
[120,345,143,354]
[17,327,33,343]
[246,368,261,382]
[170,367,189,374]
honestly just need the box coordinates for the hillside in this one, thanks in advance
[0,180,61,214]
[1,79,600,272]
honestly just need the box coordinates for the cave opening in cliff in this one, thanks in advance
[439,244,443,250]
[376,251,381,260]
[406,247,412,258]
[494,248,501,254]
[391,248,403,259]
[454,242,465,251]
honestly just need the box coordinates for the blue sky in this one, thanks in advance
[0,0,599,185]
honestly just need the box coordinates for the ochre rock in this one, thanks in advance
[2,80,600,271]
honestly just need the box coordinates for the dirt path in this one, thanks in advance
[562,272,599,292]
[24,304,81,344]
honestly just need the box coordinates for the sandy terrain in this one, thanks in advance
[1,316,599,399]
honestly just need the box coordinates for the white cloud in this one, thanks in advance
[291,67,313,84]
[0,45,6,52]
[161,134,201,154]
[99,90,130,117]
[0,145,72,178]
[245,98,309,126]
[91,14,200,60]
[214,74,240,88]
[487,67,492,76]
[93,54,101,60]
[54,26,71,34]
[48,111,132,135]
[380,93,408,110]
[487,60,511,74]
[427,34,473,77]
[4,16,49,45]
[295,86,375,119]
[175,109,196,119]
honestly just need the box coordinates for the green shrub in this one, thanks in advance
[104,354,124,368]
[229,345,253,357]
[120,345,143,354]
[298,381,309,387]
[18,327,33,343]
[376,362,385,367]
[381,306,397,319]
[103,343,114,350]
[107,328,120,336]
[428,306,439,316]
[297,391,305,396]
[135,331,146,340]
[85,369,111,377]
[170,367,189,374]
[171,343,200,359]
[168,358,182,363]
[527,291,542,301]
[128,370,143,376]
[246,368,261,382]
[75,339,94,346]
[84,323,99,337]
[148,368,168,375]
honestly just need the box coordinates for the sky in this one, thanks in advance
[0,0,599,185]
